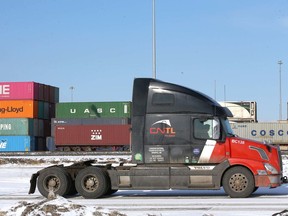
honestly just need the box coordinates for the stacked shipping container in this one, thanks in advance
[0,82,59,151]
[52,102,132,151]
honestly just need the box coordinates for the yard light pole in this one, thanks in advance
[278,60,283,120]
[70,86,75,102]
[152,0,156,79]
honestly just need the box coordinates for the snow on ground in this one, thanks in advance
[0,154,132,167]
[0,196,120,216]
[0,154,130,216]
[0,154,288,216]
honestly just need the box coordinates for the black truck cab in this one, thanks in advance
[131,78,232,164]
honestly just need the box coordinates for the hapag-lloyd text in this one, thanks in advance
[0,106,24,114]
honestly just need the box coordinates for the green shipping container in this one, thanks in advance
[0,118,38,136]
[56,101,131,118]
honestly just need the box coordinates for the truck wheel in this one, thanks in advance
[75,167,109,199]
[222,166,255,198]
[37,167,71,198]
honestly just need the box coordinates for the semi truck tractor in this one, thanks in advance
[29,78,287,198]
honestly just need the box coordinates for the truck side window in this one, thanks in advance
[194,118,220,140]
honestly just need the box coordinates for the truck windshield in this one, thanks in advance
[222,118,235,137]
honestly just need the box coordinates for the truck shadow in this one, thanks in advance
[67,186,288,199]
[110,186,288,198]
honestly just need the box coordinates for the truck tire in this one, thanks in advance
[37,167,71,198]
[75,167,109,199]
[222,166,255,198]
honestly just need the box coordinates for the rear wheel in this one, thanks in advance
[222,166,255,198]
[37,167,71,198]
[75,167,109,199]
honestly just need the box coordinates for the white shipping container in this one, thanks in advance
[219,101,257,122]
[231,122,288,144]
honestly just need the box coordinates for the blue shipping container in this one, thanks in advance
[0,136,35,151]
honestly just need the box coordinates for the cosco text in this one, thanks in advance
[251,129,288,137]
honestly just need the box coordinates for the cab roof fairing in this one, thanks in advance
[148,79,232,118]
[133,78,232,117]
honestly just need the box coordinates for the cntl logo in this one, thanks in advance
[150,119,176,137]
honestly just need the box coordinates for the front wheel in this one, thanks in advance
[222,166,255,198]
[75,167,109,199]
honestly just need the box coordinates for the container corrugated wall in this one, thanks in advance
[0,136,35,151]
[0,118,35,135]
[0,82,39,100]
[52,117,130,125]
[55,124,131,146]
[0,100,38,118]
[231,122,288,144]
[0,82,59,103]
[0,118,49,137]
[0,100,56,120]
[51,117,131,137]
[56,101,131,118]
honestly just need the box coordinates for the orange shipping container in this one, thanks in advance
[0,100,38,118]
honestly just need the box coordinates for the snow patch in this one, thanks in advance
[0,155,132,167]
[0,195,125,216]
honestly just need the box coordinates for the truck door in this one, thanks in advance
[192,117,226,164]
[144,115,226,164]
[144,114,192,164]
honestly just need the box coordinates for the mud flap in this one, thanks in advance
[29,173,39,194]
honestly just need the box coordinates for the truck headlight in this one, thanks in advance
[264,163,278,174]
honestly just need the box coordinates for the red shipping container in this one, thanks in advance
[55,125,131,146]
[0,82,40,100]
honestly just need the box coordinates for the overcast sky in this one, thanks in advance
[1,0,288,121]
